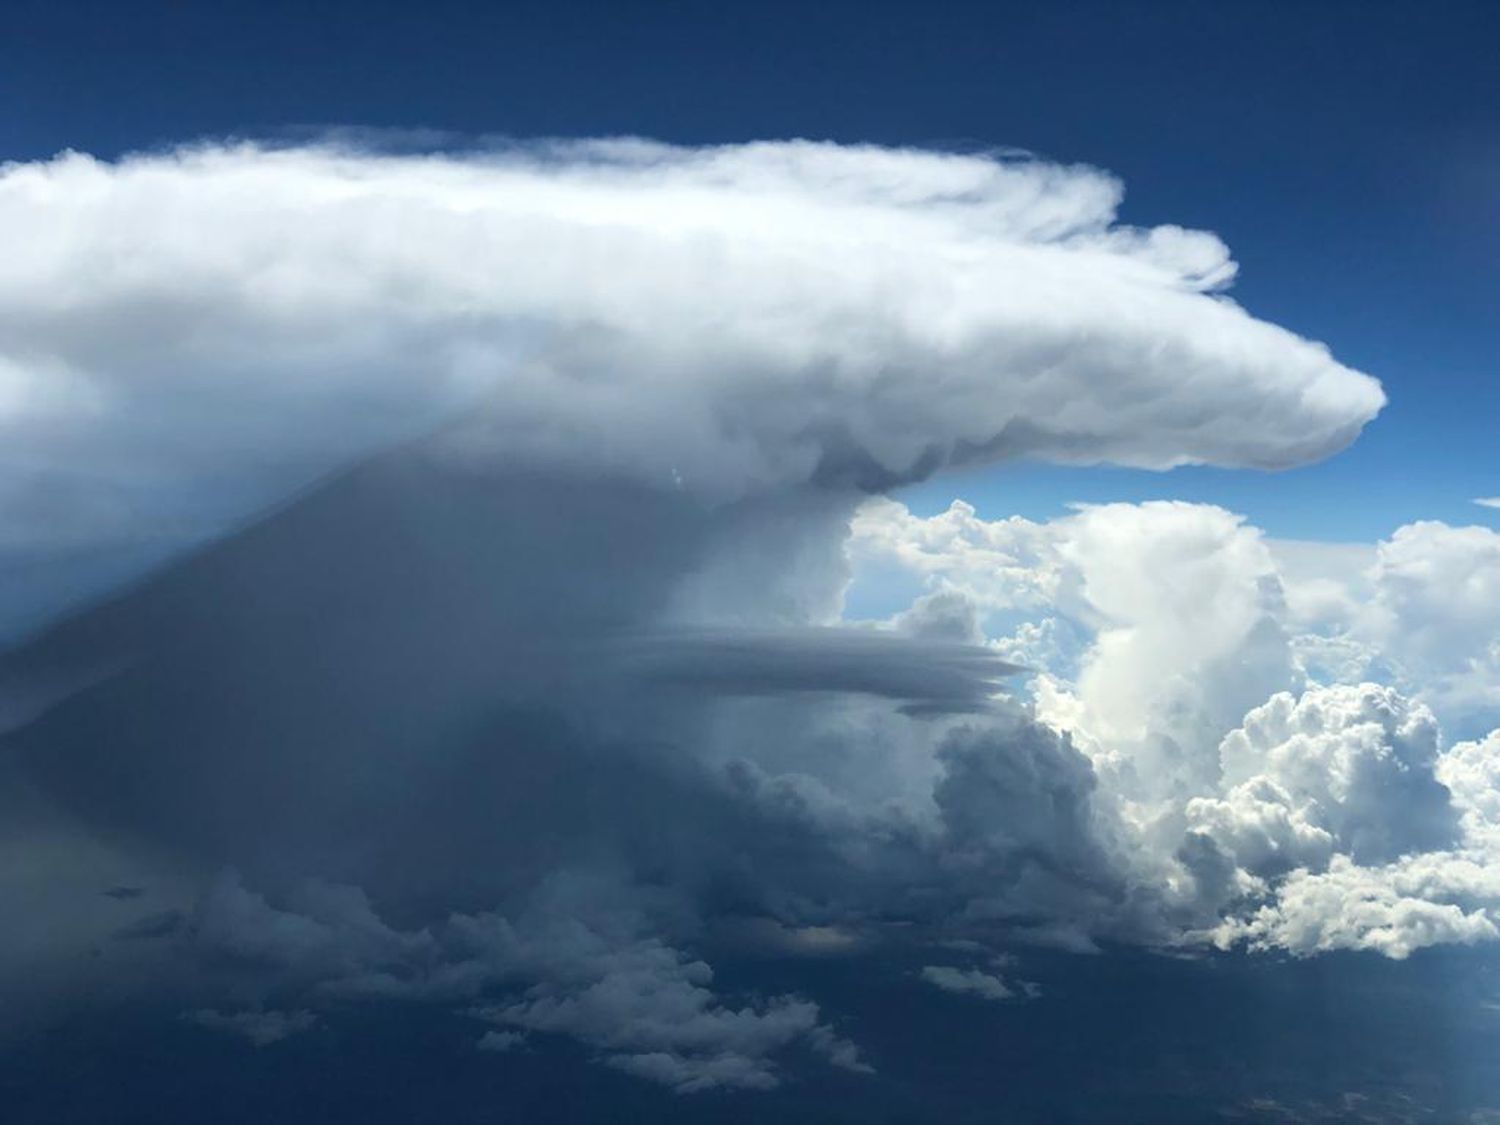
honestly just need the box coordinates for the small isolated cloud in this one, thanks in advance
[711,917,862,957]
[919,965,1021,1002]
[184,1008,318,1046]
[1476,498,1500,509]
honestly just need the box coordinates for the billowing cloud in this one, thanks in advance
[846,497,1500,958]
[1207,684,1457,869]
[1438,730,1500,851]
[613,626,1022,713]
[0,138,1384,635]
[1211,853,1500,960]
[1355,522,1500,726]
[11,134,1491,1097]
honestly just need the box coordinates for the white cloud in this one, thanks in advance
[1050,502,1295,765]
[849,500,1500,744]
[1189,699,1500,959]
[850,498,1298,794]
[1356,522,1500,729]
[1436,730,1500,851]
[919,965,1017,1001]
[1475,498,1500,509]
[844,497,1500,957]
[0,138,1381,634]
[27,133,1500,1083]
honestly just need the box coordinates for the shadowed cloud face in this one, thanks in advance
[614,627,1023,712]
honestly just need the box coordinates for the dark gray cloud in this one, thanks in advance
[614,627,1021,712]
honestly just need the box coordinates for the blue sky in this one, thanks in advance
[3,0,1496,539]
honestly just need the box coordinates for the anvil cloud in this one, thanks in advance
[0,140,1380,559]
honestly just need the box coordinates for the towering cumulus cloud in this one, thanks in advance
[0,139,1428,1091]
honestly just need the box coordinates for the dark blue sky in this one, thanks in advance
[2,0,1494,537]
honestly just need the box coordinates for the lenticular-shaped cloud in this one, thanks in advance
[0,138,1382,560]
[615,626,1022,712]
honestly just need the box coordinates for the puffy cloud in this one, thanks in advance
[849,498,1500,748]
[933,719,1110,889]
[1173,685,1482,956]
[845,497,1500,958]
[1209,684,1457,868]
[184,867,868,1092]
[1264,523,1500,738]
[1211,854,1500,959]
[1356,522,1500,729]
[0,138,1382,635]
[848,497,1060,615]
[890,589,987,645]
[1436,730,1500,851]
[22,133,1500,1094]
[1048,502,1295,768]
[1183,778,1338,880]
[1188,701,1500,959]
[850,498,1298,795]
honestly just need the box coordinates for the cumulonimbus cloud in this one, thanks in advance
[0,137,1419,1091]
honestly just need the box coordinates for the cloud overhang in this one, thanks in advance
[0,138,1382,557]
